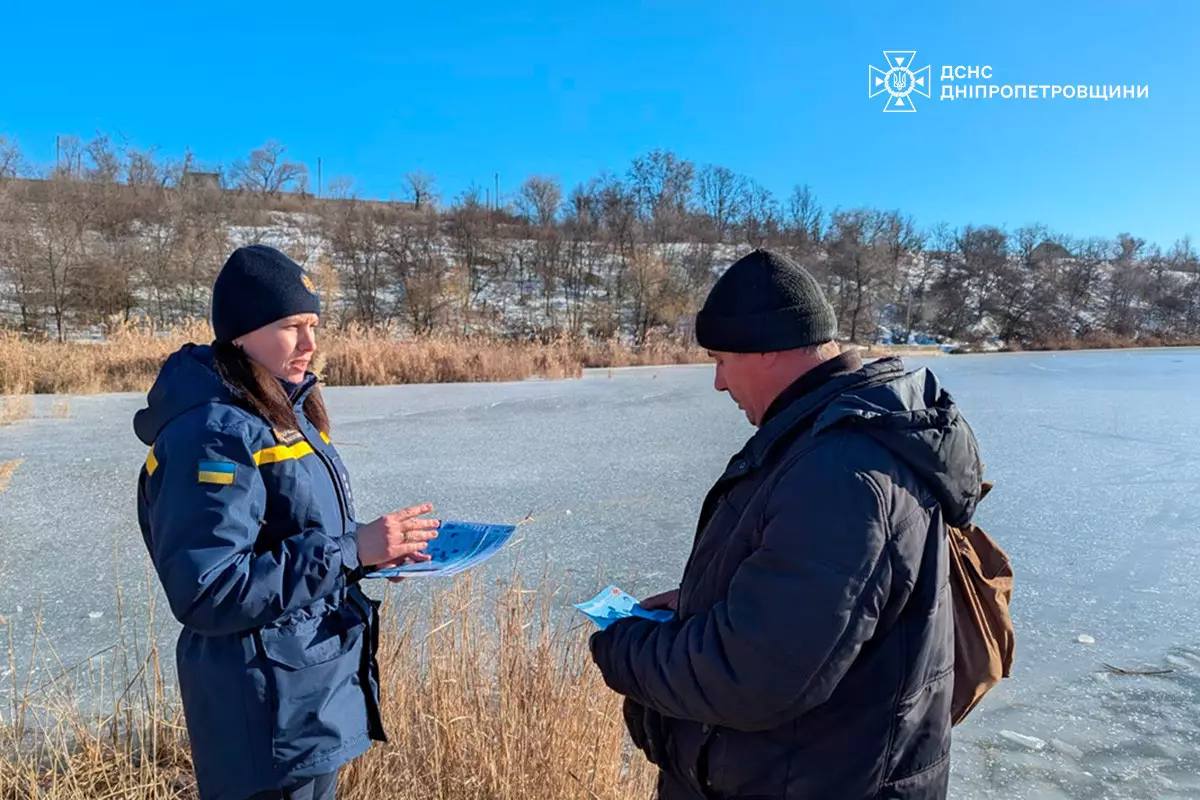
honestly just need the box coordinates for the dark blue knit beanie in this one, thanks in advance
[211,245,321,342]
[695,249,837,352]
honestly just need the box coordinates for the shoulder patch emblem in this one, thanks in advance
[198,460,236,485]
[272,427,305,446]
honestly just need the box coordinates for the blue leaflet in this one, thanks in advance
[363,520,517,578]
[574,585,675,630]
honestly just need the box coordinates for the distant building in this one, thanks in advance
[1031,240,1073,263]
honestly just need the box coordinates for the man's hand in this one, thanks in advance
[640,589,679,612]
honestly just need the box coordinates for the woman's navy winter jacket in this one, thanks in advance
[134,344,385,800]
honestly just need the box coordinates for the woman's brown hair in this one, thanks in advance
[211,341,331,437]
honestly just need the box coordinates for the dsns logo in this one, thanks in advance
[868,51,931,112]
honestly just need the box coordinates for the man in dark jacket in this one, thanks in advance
[589,249,982,799]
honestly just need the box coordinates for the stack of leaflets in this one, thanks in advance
[364,520,517,578]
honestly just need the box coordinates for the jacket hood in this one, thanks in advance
[746,356,982,527]
[133,344,237,445]
[813,358,983,526]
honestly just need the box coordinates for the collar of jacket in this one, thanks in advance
[279,373,320,410]
[718,356,908,482]
[759,350,864,425]
[287,373,321,410]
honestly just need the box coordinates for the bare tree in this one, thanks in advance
[628,150,694,243]
[785,184,824,253]
[517,176,562,227]
[873,212,924,343]
[86,135,122,183]
[403,171,439,210]
[324,199,391,327]
[695,165,746,241]
[1055,238,1105,337]
[740,181,781,248]
[516,177,565,326]
[1102,233,1145,337]
[387,210,450,334]
[126,147,164,188]
[826,211,886,342]
[628,249,689,344]
[231,141,308,197]
[446,189,498,332]
[560,185,605,335]
[0,184,44,331]
[0,136,23,180]
[55,135,85,178]
[930,226,1008,341]
[34,172,95,339]
[593,174,638,327]
[1170,237,1200,337]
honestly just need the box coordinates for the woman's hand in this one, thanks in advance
[356,503,440,568]
[379,550,433,584]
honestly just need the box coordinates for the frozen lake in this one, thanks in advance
[2,348,1199,798]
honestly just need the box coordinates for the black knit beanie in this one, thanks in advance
[211,245,321,343]
[695,248,837,352]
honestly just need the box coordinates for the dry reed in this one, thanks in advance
[0,323,709,396]
[0,578,657,800]
[0,459,21,493]
[0,396,32,426]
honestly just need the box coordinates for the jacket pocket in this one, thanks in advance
[259,602,369,770]
[663,719,717,798]
[260,611,360,668]
[885,665,953,783]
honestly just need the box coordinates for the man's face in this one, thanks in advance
[709,349,769,425]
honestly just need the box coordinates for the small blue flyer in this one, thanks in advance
[574,585,675,630]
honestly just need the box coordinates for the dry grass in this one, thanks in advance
[1000,332,1200,352]
[574,336,707,369]
[318,325,585,386]
[0,395,32,426]
[856,344,945,358]
[0,459,21,493]
[0,323,710,395]
[0,323,212,396]
[0,578,656,800]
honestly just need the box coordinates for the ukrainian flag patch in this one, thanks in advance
[197,460,236,485]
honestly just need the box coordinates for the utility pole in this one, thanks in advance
[317,157,322,198]
[494,172,499,212]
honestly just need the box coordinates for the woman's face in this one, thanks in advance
[233,313,320,383]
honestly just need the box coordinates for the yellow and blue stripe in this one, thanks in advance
[251,432,331,466]
[144,432,332,480]
[198,460,236,485]
[253,441,315,465]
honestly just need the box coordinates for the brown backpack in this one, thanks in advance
[947,482,1015,725]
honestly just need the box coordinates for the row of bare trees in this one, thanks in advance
[1,133,1197,346]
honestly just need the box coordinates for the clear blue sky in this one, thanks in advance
[2,1,1196,247]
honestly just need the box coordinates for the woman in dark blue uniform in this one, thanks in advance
[135,245,437,800]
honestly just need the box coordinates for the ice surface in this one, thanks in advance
[2,348,1199,797]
